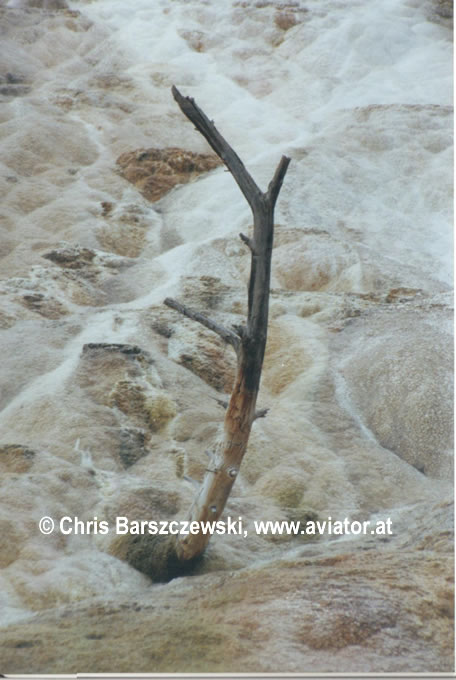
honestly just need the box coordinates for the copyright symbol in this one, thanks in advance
[39,516,55,535]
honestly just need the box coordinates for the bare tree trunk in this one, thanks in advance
[165,86,290,562]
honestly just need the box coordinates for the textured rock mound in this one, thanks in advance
[273,229,359,292]
[333,298,453,480]
[116,148,223,202]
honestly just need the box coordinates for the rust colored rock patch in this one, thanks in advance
[0,444,36,474]
[116,147,223,202]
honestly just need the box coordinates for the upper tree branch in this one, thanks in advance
[164,297,240,352]
[172,86,264,212]
[266,155,291,208]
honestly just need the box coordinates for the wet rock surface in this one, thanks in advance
[0,0,452,674]
[0,500,453,673]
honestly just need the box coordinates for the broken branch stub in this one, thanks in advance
[165,86,290,562]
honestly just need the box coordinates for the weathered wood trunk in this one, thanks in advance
[165,86,290,562]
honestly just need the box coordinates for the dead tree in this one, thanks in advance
[165,86,290,563]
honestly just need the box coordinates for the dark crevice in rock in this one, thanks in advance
[82,343,153,363]
[112,533,203,583]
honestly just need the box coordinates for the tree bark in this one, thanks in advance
[165,86,290,561]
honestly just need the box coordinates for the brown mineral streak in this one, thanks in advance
[166,86,290,562]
